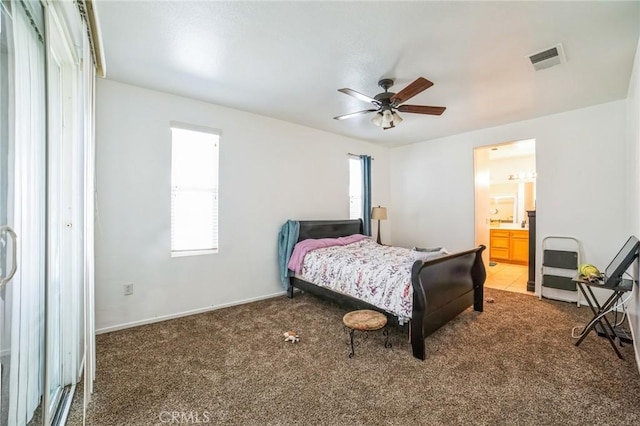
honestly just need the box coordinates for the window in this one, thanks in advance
[349,157,362,220]
[171,124,219,256]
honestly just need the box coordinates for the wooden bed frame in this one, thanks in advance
[287,219,487,360]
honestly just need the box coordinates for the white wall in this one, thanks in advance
[389,100,628,297]
[95,79,390,332]
[626,34,640,369]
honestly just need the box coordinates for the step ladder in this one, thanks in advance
[540,236,582,306]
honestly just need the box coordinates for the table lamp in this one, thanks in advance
[371,206,387,245]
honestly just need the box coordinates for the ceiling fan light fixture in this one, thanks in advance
[335,76,445,127]
[382,109,393,126]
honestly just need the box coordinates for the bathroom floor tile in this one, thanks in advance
[485,263,533,295]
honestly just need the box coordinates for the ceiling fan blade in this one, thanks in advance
[338,88,380,105]
[397,105,446,115]
[390,77,434,105]
[333,109,378,120]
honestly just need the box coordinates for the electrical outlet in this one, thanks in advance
[124,283,134,296]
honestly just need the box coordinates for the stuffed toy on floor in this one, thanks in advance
[283,331,299,343]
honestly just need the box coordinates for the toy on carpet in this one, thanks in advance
[283,331,300,343]
[485,297,495,303]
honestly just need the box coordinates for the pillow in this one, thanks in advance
[410,247,449,261]
[412,247,443,252]
[288,234,369,273]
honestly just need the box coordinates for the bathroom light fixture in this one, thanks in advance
[508,171,537,180]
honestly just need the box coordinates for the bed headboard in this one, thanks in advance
[297,220,363,242]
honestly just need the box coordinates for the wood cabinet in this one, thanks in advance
[490,230,510,261]
[490,229,529,265]
[510,231,529,263]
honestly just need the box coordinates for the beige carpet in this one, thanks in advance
[70,288,640,425]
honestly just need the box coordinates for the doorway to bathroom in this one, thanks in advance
[474,139,536,295]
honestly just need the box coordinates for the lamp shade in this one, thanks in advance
[371,206,387,220]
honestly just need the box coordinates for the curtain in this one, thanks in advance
[8,3,46,425]
[361,155,372,236]
[82,31,97,408]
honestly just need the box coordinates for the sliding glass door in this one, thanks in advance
[45,3,88,424]
[46,5,85,421]
[0,1,93,424]
[46,37,64,421]
[1,1,78,424]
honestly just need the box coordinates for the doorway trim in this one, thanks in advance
[474,139,537,295]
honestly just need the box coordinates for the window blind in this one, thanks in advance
[349,158,362,220]
[170,126,219,255]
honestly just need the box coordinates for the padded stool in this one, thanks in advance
[342,310,391,358]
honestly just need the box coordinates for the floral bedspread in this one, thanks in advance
[299,239,415,320]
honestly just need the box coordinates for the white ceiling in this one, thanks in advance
[95,1,640,147]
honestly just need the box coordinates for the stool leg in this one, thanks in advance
[384,328,392,348]
[348,328,356,358]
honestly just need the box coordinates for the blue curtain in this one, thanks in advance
[361,155,372,236]
[277,220,300,290]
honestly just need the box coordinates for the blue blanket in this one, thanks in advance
[277,220,300,290]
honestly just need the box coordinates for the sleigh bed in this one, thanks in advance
[286,219,486,360]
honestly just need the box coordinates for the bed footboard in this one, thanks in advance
[410,246,486,360]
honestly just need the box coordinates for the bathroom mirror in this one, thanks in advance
[490,181,536,225]
[490,194,517,224]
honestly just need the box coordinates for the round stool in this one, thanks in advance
[342,310,391,358]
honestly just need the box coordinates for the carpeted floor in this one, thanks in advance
[70,288,640,425]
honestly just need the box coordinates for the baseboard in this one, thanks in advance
[96,291,286,334]
[628,314,640,375]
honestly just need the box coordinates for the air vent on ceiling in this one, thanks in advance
[527,44,566,71]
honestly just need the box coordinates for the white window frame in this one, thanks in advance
[46,4,83,421]
[170,122,220,257]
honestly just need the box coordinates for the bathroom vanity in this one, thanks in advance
[490,227,529,264]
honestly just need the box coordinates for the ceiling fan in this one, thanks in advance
[333,77,446,129]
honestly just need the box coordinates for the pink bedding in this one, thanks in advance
[287,234,368,273]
